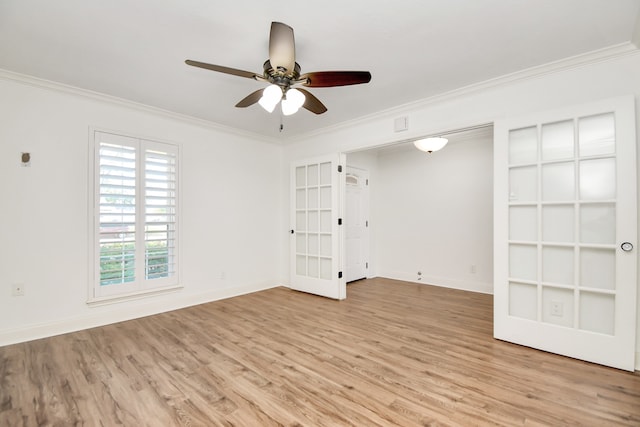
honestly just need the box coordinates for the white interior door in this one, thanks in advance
[345,166,369,282]
[290,154,346,300]
[494,96,637,371]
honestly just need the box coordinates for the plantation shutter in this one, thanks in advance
[144,144,177,282]
[92,131,179,300]
[98,134,137,287]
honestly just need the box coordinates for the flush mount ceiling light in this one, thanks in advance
[414,137,449,153]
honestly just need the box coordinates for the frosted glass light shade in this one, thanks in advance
[259,84,282,113]
[414,137,448,153]
[281,88,306,116]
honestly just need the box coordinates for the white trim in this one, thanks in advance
[378,271,494,295]
[87,284,183,307]
[0,68,281,145]
[290,43,640,142]
[0,281,280,347]
[1,43,637,145]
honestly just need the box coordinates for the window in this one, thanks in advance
[89,130,179,301]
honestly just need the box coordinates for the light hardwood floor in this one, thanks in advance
[1,278,639,426]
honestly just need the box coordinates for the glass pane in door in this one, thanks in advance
[579,158,616,200]
[509,244,537,281]
[542,120,574,161]
[509,126,537,164]
[542,162,574,201]
[580,204,615,244]
[509,282,537,320]
[579,248,615,290]
[509,206,537,241]
[579,292,615,335]
[579,113,615,157]
[509,166,537,202]
[542,205,574,242]
[542,246,574,285]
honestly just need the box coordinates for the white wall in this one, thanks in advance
[0,75,283,345]
[282,49,640,368]
[374,132,493,293]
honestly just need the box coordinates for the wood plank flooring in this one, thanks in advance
[1,277,639,426]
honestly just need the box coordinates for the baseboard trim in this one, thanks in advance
[0,281,280,347]
[378,270,494,294]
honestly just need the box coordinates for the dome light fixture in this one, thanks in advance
[414,137,449,153]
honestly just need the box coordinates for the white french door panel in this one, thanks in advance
[290,154,346,300]
[494,95,637,371]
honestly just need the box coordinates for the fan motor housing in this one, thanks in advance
[263,60,301,89]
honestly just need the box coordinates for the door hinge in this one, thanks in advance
[338,218,343,225]
[366,220,369,227]
[366,262,369,269]
[338,271,343,278]
[366,179,369,186]
[338,165,343,173]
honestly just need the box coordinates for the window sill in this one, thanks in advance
[87,284,183,307]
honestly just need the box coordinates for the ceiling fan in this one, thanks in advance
[185,22,371,116]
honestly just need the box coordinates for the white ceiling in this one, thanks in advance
[1,0,639,141]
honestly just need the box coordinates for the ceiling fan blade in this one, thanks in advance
[185,60,258,79]
[269,22,296,75]
[300,71,372,87]
[235,89,264,108]
[297,88,327,114]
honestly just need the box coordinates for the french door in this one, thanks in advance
[290,154,346,299]
[494,96,637,371]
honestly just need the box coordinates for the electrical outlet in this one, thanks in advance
[12,283,25,296]
[550,301,563,317]
[417,271,422,281]
[470,264,476,274]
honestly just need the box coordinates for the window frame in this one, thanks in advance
[88,128,181,304]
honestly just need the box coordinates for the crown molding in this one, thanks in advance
[291,42,640,143]
[0,68,282,145]
[2,41,638,146]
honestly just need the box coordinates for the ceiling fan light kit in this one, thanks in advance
[186,22,371,116]
[281,88,305,116]
[258,84,282,113]
[414,137,449,153]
